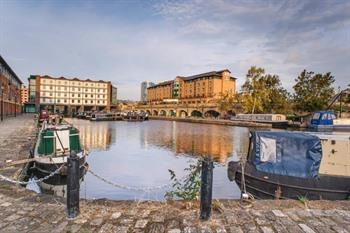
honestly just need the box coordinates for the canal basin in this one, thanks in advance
[63,119,251,200]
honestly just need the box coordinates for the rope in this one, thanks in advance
[0,164,65,185]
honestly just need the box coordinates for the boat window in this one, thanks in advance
[321,114,328,120]
[260,137,277,163]
[312,113,320,120]
[330,114,336,119]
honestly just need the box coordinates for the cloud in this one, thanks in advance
[1,0,349,100]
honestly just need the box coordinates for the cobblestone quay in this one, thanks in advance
[0,115,350,233]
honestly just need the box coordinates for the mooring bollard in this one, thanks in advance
[67,151,80,219]
[200,157,214,220]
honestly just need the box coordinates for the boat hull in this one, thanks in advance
[32,156,87,185]
[228,161,350,200]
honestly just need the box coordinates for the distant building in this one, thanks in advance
[21,85,29,104]
[28,75,113,114]
[0,55,23,119]
[147,69,236,104]
[111,85,118,105]
[140,81,155,102]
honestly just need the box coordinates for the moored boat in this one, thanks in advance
[31,121,88,185]
[90,112,123,121]
[309,110,350,131]
[228,131,350,200]
[122,111,148,121]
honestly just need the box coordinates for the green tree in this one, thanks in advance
[293,70,335,113]
[217,90,238,115]
[241,66,290,114]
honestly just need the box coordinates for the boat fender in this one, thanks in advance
[228,161,240,181]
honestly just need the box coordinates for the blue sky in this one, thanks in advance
[1,0,349,100]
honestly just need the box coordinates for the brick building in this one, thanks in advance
[147,69,236,104]
[28,75,116,114]
[0,55,23,120]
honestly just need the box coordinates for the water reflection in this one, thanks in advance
[77,121,113,151]
[66,119,250,200]
[74,119,250,163]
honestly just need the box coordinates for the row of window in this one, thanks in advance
[41,79,107,87]
[41,85,107,93]
[0,64,21,88]
[40,92,107,99]
[40,98,107,105]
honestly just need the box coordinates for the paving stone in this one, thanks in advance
[167,220,180,229]
[0,202,12,207]
[120,218,134,225]
[69,225,83,233]
[99,223,117,233]
[296,210,313,218]
[135,219,148,229]
[260,226,274,233]
[115,226,129,233]
[272,210,287,217]
[148,223,166,233]
[184,226,198,233]
[215,226,227,233]
[314,226,336,233]
[4,214,21,222]
[51,221,68,233]
[332,226,349,233]
[298,224,316,233]
[111,212,122,219]
[286,225,304,233]
[152,215,165,223]
[90,217,104,226]
[273,223,289,233]
[168,229,181,233]
[199,225,213,233]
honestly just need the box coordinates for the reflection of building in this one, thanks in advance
[73,120,112,151]
[28,75,113,114]
[142,121,234,163]
[0,55,23,119]
[147,70,236,104]
[140,81,155,102]
[21,86,29,104]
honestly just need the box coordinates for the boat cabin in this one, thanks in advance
[310,111,336,127]
[36,124,81,156]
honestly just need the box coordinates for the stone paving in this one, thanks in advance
[0,185,349,233]
[0,115,350,233]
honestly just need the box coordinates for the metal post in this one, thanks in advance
[200,157,214,220]
[67,151,80,219]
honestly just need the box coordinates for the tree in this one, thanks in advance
[217,90,238,115]
[293,70,335,113]
[240,66,290,114]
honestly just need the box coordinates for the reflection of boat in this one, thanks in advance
[228,131,350,200]
[91,112,123,121]
[31,122,88,185]
[122,111,148,121]
[309,111,350,131]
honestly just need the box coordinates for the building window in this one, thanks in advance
[72,99,74,103]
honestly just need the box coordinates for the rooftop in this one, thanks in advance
[29,75,110,83]
[0,55,23,84]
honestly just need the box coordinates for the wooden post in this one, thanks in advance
[200,157,214,220]
[67,151,80,219]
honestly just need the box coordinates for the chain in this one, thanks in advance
[84,165,182,192]
[0,164,65,185]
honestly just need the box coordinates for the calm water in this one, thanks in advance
[67,119,251,200]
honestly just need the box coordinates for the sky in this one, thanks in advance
[0,0,349,100]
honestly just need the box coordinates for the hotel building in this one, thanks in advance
[147,69,236,104]
[28,75,117,114]
[0,55,23,119]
